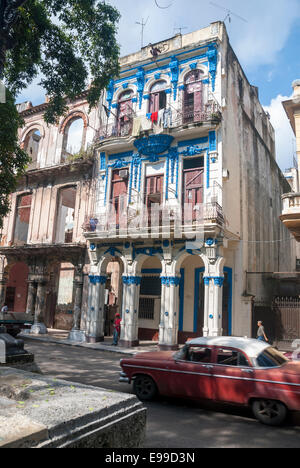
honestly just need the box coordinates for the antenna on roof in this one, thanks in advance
[209,1,248,24]
[136,17,149,49]
[174,25,188,35]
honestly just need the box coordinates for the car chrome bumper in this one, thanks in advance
[119,371,130,383]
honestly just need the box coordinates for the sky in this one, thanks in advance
[16,0,300,171]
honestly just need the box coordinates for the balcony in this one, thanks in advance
[83,202,225,240]
[280,193,300,242]
[98,100,222,142]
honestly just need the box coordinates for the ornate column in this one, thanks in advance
[202,251,225,337]
[26,280,37,316]
[68,267,86,342]
[119,276,141,347]
[203,277,210,337]
[31,280,48,335]
[86,275,107,343]
[158,276,181,350]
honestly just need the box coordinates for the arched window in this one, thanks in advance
[183,70,204,123]
[149,80,167,114]
[62,117,84,161]
[24,129,41,170]
[117,90,134,137]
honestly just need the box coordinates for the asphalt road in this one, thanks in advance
[22,339,300,448]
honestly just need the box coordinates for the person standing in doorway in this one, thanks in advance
[257,321,269,342]
[112,312,121,346]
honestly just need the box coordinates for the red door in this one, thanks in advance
[183,168,204,221]
[212,347,255,405]
[110,170,128,227]
[167,345,215,400]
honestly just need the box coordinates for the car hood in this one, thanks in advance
[132,351,174,361]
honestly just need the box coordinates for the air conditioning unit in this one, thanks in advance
[119,169,129,179]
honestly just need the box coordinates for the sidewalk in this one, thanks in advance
[19,329,160,356]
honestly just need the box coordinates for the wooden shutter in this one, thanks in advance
[183,169,204,220]
[111,170,128,224]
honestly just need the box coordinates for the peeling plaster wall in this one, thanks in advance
[220,31,297,335]
[1,96,98,247]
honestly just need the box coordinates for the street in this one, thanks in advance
[21,339,300,448]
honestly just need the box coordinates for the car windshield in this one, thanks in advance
[173,345,189,361]
[255,347,289,368]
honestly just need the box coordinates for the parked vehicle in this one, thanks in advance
[120,336,300,426]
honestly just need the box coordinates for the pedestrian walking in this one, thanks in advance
[257,321,268,342]
[112,312,121,346]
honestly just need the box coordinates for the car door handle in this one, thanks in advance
[242,369,253,374]
[203,365,213,369]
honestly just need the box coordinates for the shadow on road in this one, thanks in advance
[23,339,300,448]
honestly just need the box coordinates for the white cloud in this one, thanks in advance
[17,0,300,104]
[264,94,296,171]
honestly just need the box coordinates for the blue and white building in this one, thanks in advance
[83,22,296,348]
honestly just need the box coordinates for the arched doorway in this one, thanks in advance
[117,90,134,136]
[105,258,123,337]
[173,254,206,344]
[149,80,168,115]
[183,69,204,123]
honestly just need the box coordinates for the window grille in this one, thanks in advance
[139,298,155,320]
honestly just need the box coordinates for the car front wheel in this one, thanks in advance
[133,375,158,401]
[252,399,287,426]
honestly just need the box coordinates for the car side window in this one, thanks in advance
[217,348,250,367]
[187,347,212,363]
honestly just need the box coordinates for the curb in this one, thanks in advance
[19,334,156,356]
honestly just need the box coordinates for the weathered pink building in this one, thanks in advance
[0,92,99,337]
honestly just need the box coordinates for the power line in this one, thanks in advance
[154,0,174,9]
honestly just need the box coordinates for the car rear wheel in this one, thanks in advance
[133,375,158,401]
[252,399,287,426]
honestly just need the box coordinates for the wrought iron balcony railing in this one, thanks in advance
[98,100,222,141]
[83,202,225,237]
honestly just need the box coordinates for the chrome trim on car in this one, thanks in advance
[123,364,213,378]
[122,364,300,388]
[119,371,130,384]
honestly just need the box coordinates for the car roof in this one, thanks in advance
[187,337,270,358]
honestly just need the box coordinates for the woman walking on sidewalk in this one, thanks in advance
[112,313,121,346]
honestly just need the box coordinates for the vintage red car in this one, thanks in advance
[120,337,300,426]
